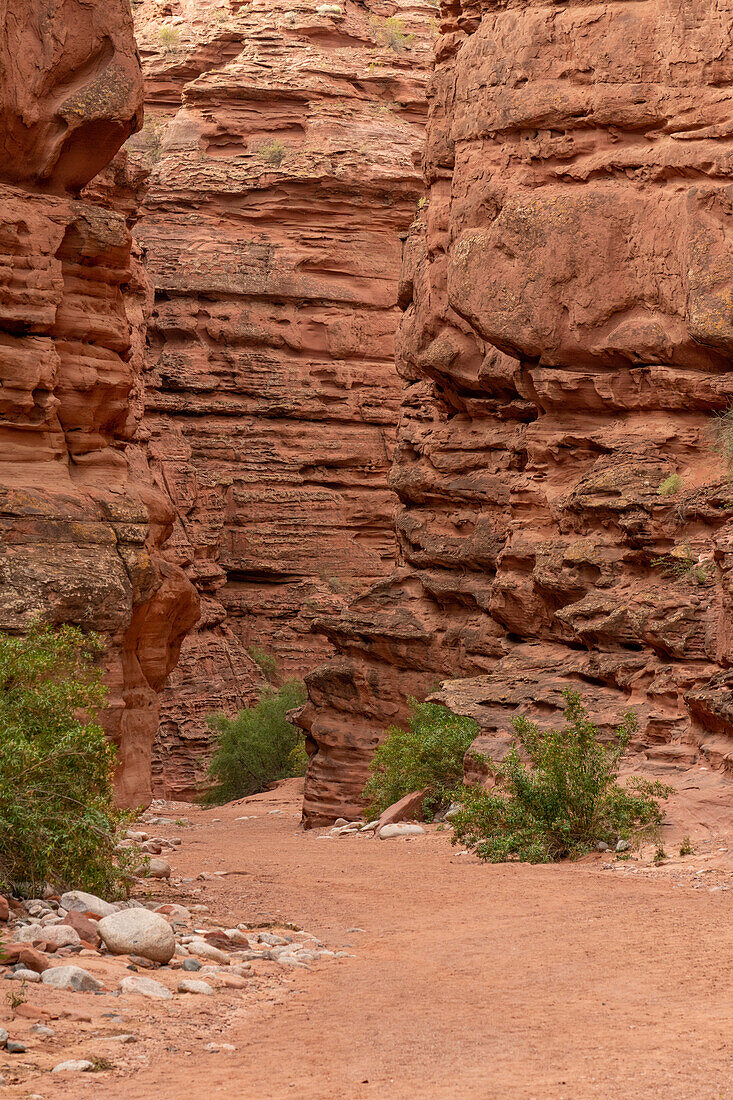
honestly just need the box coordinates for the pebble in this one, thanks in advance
[596,841,610,852]
[187,939,230,964]
[205,1042,236,1052]
[0,1028,7,1046]
[7,968,40,982]
[6,1041,26,1054]
[14,923,81,948]
[52,1059,95,1073]
[137,857,172,880]
[107,1033,137,1043]
[119,975,172,1000]
[182,958,202,971]
[378,823,426,839]
[178,979,214,995]
[616,839,630,852]
[31,1024,55,1038]
[42,966,104,992]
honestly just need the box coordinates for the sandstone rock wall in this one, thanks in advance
[300,0,733,824]
[128,0,435,799]
[0,0,198,807]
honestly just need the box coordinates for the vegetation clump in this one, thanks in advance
[658,473,682,497]
[369,15,414,51]
[247,644,279,682]
[450,689,672,864]
[362,700,480,821]
[651,546,712,586]
[256,139,287,167]
[0,624,136,898]
[710,407,733,471]
[157,25,181,51]
[204,679,308,805]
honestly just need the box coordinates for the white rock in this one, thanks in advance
[52,1060,94,1073]
[59,891,118,918]
[98,909,175,964]
[7,969,40,983]
[14,924,81,948]
[119,975,173,999]
[187,939,230,964]
[137,857,171,879]
[178,979,214,995]
[360,821,378,832]
[42,966,104,992]
[378,823,426,839]
[0,1028,8,1046]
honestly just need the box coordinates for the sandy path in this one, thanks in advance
[10,780,733,1100]
[127,788,733,1099]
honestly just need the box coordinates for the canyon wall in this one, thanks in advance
[128,0,435,799]
[300,0,733,824]
[0,0,198,807]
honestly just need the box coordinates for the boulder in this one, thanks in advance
[97,909,175,964]
[119,975,173,999]
[14,924,81,949]
[61,910,102,948]
[375,790,428,837]
[136,857,171,880]
[59,892,118,919]
[42,966,104,992]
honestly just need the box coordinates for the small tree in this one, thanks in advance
[451,689,672,863]
[204,680,308,805]
[0,624,135,898]
[362,700,480,821]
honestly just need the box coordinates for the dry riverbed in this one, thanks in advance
[2,774,733,1098]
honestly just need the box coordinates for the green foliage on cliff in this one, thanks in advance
[0,624,135,898]
[362,701,480,821]
[451,689,672,863]
[204,679,308,805]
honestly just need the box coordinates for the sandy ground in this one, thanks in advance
[3,775,733,1100]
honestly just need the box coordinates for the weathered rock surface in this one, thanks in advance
[301,0,733,823]
[0,0,198,807]
[126,0,435,799]
[42,966,104,993]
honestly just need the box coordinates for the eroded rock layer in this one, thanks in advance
[128,0,435,799]
[301,0,733,824]
[0,0,198,807]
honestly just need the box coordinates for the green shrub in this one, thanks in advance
[369,15,414,51]
[203,680,308,805]
[658,473,682,497]
[157,25,181,51]
[451,688,672,863]
[247,645,279,682]
[710,407,733,469]
[651,547,712,586]
[0,624,136,898]
[362,700,480,821]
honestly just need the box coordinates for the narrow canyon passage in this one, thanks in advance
[48,784,732,1100]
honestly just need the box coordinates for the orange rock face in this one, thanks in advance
[301,0,733,824]
[127,0,435,799]
[0,0,198,808]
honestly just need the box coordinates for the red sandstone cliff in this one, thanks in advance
[127,0,436,799]
[300,0,733,824]
[0,0,198,807]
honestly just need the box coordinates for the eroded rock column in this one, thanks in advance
[0,0,198,807]
[301,0,733,824]
[128,0,436,799]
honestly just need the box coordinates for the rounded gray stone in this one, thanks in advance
[42,966,104,993]
[98,909,175,964]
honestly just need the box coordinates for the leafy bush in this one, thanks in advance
[0,624,135,898]
[451,689,672,863]
[362,700,480,821]
[710,407,733,469]
[204,680,308,805]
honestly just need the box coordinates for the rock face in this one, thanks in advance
[128,0,435,799]
[300,0,733,824]
[0,0,199,807]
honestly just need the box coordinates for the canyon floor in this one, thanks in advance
[3,776,733,1099]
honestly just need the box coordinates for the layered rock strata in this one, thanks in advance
[301,0,733,824]
[0,0,198,807]
[128,0,435,799]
